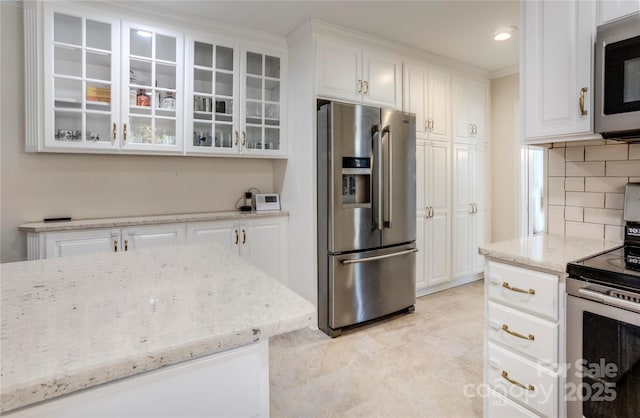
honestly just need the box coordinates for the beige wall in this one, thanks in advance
[0,3,279,262]
[546,141,640,242]
[490,73,520,242]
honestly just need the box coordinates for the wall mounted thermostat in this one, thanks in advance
[255,193,280,211]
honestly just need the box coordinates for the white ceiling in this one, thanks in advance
[136,0,520,75]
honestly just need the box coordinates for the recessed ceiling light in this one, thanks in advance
[493,26,517,41]
[136,30,153,38]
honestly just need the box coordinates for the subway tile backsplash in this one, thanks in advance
[546,140,639,242]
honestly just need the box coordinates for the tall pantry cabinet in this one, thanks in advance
[404,61,490,295]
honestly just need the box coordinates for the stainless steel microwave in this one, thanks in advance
[595,13,640,140]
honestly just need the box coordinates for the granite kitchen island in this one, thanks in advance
[0,244,315,417]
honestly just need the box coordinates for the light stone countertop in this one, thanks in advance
[479,233,621,273]
[0,244,315,413]
[18,210,288,232]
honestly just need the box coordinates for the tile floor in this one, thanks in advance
[269,280,484,418]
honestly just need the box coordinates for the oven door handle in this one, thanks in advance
[578,288,640,314]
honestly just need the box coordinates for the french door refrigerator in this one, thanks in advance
[317,100,417,337]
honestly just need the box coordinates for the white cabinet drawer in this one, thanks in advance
[487,301,559,364]
[487,343,558,418]
[486,261,559,320]
[487,388,541,418]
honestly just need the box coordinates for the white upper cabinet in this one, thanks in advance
[185,36,240,155]
[523,0,597,142]
[184,39,286,157]
[240,48,286,156]
[403,63,451,141]
[598,0,640,24]
[43,6,121,151]
[315,35,402,109]
[122,22,184,153]
[26,2,287,158]
[452,76,489,142]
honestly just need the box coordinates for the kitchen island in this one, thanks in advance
[0,244,315,417]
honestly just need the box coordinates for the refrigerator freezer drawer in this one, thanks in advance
[328,244,417,329]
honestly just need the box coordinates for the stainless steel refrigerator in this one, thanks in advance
[317,100,417,337]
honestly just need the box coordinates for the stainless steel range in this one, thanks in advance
[566,183,640,417]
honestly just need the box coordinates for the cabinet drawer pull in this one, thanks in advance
[502,282,535,295]
[501,371,535,391]
[235,229,239,245]
[242,229,246,244]
[501,324,535,341]
[579,87,588,116]
[124,239,128,251]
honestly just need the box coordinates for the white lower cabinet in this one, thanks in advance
[484,260,563,418]
[44,229,121,258]
[5,339,269,418]
[27,215,288,284]
[186,216,287,283]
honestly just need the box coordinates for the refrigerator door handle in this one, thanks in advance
[373,125,383,231]
[382,125,392,228]
[341,248,418,265]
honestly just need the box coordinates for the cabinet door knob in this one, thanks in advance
[123,123,127,141]
[235,229,239,245]
[242,131,246,147]
[579,87,588,116]
[357,79,363,93]
[124,239,128,251]
[242,229,246,244]
[114,240,118,252]
[424,120,429,131]
[112,123,117,141]
[363,80,369,95]
[429,119,434,132]
[234,131,239,146]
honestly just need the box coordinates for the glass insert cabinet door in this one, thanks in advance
[122,22,183,151]
[186,37,239,154]
[242,50,282,153]
[44,9,120,149]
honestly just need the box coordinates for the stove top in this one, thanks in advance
[567,246,640,292]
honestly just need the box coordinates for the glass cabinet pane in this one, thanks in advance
[86,20,110,50]
[194,42,213,67]
[265,55,280,78]
[54,13,81,45]
[215,124,233,148]
[55,111,82,141]
[246,52,262,76]
[86,52,111,81]
[54,46,82,77]
[130,28,152,58]
[193,123,212,147]
[156,34,176,62]
[216,46,234,71]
